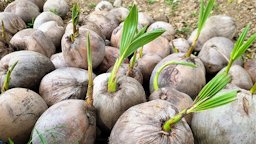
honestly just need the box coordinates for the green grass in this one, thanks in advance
[88,3,96,9]
[147,0,156,4]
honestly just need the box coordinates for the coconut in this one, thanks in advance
[138,12,154,27]
[218,65,253,90]
[188,15,237,51]
[0,12,26,35]
[50,52,69,69]
[147,21,175,41]
[43,0,69,18]
[142,36,170,59]
[0,88,48,144]
[244,59,256,83]
[86,12,119,40]
[192,86,256,144]
[10,28,56,57]
[0,51,55,90]
[150,53,206,98]
[149,87,193,123]
[95,1,113,11]
[198,37,234,74]
[39,67,95,106]
[33,11,64,29]
[16,0,46,11]
[137,54,162,81]
[93,73,146,131]
[61,27,105,69]
[109,100,194,144]
[4,0,40,23]
[108,7,129,23]
[31,100,96,144]
[37,21,65,49]
[170,38,190,53]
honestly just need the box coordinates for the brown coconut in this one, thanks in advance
[43,0,69,18]
[50,52,69,69]
[109,100,194,144]
[37,21,65,49]
[149,87,193,123]
[39,67,95,106]
[31,100,96,144]
[4,0,40,23]
[147,21,175,41]
[150,53,206,98]
[198,37,234,74]
[93,73,146,131]
[10,28,56,57]
[62,27,105,69]
[108,7,129,23]
[0,51,55,90]
[33,11,64,29]
[192,86,256,144]
[95,1,113,11]
[16,0,46,11]
[0,12,26,35]
[170,38,190,53]
[244,59,256,83]
[138,12,154,27]
[0,88,48,144]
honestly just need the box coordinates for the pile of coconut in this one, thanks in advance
[0,0,256,144]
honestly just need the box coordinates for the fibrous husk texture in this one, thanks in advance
[32,100,96,144]
[109,99,194,144]
[4,0,40,23]
[0,51,55,90]
[62,28,105,69]
[10,28,56,57]
[93,73,146,130]
[0,88,48,144]
[192,86,256,144]
[150,53,206,98]
[39,67,95,106]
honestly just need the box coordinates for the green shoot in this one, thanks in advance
[70,3,80,42]
[107,5,165,93]
[86,33,93,107]
[153,61,197,91]
[35,129,48,144]
[26,18,35,28]
[127,26,148,76]
[185,0,215,58]
[162,72,237,132]
[226,23,256,73]
[1,61,18,93]
[250,83,256,94]
[8,138,14,144]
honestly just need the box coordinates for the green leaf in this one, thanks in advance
[197,0,215,33]
[123,29,165,58]
[133,26,148,40]
[8,138,14,144]
[193,90,237,112]
[72,3,80,26]
[119,5,138,56]
[195,72,231,103]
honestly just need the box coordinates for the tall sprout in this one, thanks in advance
[108,5,165,93]
[162,72,237,132]
[86,33,94,107]
[185,0,215,58]
[70,3,80,42]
